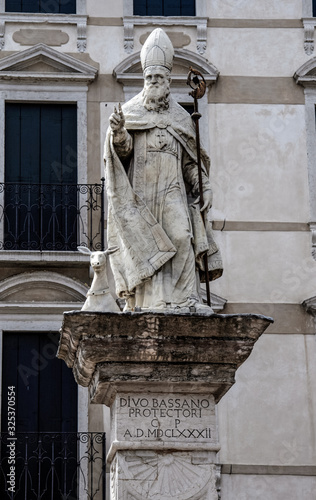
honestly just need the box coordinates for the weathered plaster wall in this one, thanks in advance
[218,334,316,465]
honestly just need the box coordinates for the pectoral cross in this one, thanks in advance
[155,129,167,149]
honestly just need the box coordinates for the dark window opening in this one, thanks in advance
[5,0,76,14]
[180,103,195,115]
[133,0,195,16]
[4,102,78,251]
[314,0,316,16]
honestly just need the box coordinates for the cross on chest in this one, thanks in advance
[155,129,168,148]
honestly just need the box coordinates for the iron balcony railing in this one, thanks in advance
[0,432,106,500]
[0,181,105,252]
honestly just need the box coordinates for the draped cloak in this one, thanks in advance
[104,93,223,301]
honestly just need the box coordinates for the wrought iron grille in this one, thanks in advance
[0,432,106,500]
[0,181,105,251]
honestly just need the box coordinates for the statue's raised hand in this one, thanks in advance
[109,103,125,132]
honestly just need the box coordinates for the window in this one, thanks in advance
[133,0,195,16]
[1,331,78,498]
[4,102,78,251]
[1,331,78,433]
[5,0,76,13]
[314,0,316,16]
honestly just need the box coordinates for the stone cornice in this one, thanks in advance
[0,12,87,52]
[58,311,273,404]
[294,56,316,87]
[123,15,208,55]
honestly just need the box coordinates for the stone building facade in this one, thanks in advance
[0,1,315,499]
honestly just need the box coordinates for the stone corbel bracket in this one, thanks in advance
[113,48,219,94]
[303,18,316,55]
[0,13,87,52]
[123,16,208,55]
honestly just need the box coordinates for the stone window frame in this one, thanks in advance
[122,0,208,55]
[294,58,316,258]
[0,43,98,259]
[0,0,87,52]
[0,272,89,476]
[302,0,316,54]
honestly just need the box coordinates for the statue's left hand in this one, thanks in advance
[201,189,213,212]
[194,189,213,213]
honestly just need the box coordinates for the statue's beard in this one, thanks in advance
[142,84,170,112]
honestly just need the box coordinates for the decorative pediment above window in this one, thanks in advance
[114,48,219,90]
[302,1,316,55]
[0,43,98,84]
[294,58,316,259]
[123,16,208,55]
[294,58,316,87]
[0,271,87,304]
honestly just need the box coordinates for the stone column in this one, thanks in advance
[58,311,272,500]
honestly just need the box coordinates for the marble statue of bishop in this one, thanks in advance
[104,28,223,313]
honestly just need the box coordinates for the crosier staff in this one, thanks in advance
[187,67,211,308]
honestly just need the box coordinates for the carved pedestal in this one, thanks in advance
[58,311,272,500]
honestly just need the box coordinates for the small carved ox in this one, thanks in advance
[78,246,120,313]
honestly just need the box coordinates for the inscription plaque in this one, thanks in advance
[113,393,217,444]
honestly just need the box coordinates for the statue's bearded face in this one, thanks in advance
[142,66,171,112]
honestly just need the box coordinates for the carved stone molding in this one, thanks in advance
[294,61,316,259]
[0,271,87,302]
[0,43,98,84]
[118,292,226,313]
[113,48,219,90]
[302,1,316,53]
[0,12,87,52]
[139,30,191,49]
[58,311,273,400]
[12,29,69,47]
[303,19,316,55]
[123,16,208,55]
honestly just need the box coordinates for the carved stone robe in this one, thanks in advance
[104,93,222,308]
